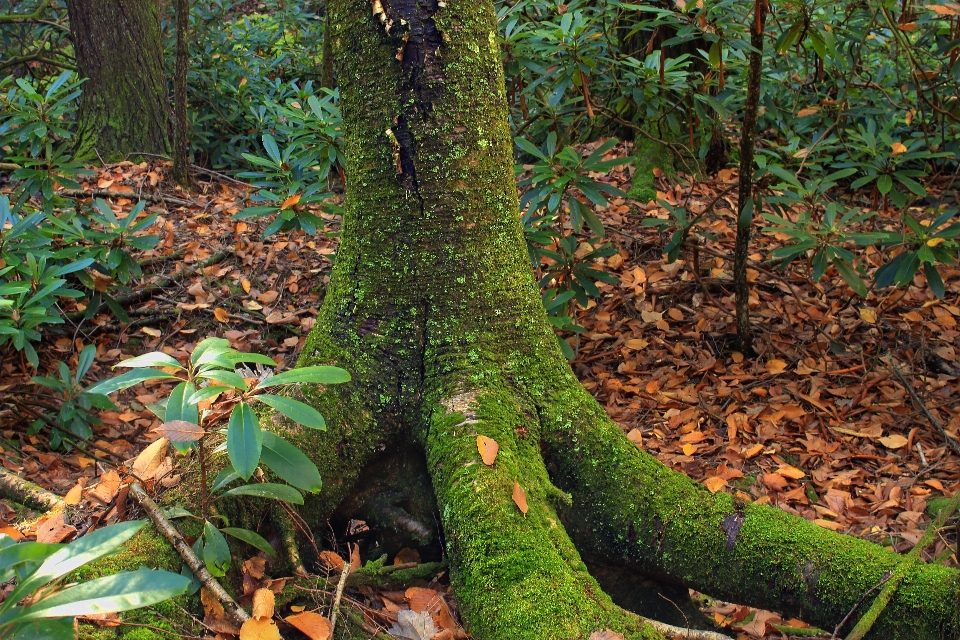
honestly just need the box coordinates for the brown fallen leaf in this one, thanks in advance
[131,437,168,480]
[64,483,83,506]
[89,470,121,504]
[36,511,76,544]
[285,611,331,640]
[589,631,626,640]
[879,434,909,449]
[776,465,805,480]
[512,480,528,515]
[476,435,499,466]
[154,420,204,443]
[239,617,280,640]
[406,586,440,613]
[252,588,274,620]
[394,547,421,565]
[317,550,345,572]
[213,307,231,323]
[703,476,727,494]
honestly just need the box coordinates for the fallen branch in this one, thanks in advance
[58,188,198,208]
[645,619,732,640]
[128,482,250,628]
[0,467,64,511]
[843,489,960,640]
[329,561,350,635]
[887,355,960,456]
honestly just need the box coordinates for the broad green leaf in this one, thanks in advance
[197,369,248,391]
[212,467,240,493]
[162,508,194,520]
[191,338,232,368]
[202,522,231,578]
[220,528,276,556]
[227,403,262,480]
[7,616,75,639]
[261,432,322,492]
[832,257,868,297]
[3,522,146,612]
[224,352,278,367]
[256,366,350,389]
[877,174,892,195]
[0,543,62,584]
[113,352,184,370]
[256,394,326,430]
[924,263,945,299]
[221,483,304,504]
[85,369,180,396]
[165,382,199,454]
[9,568,189,622]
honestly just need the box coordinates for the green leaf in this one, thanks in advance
[85,369,180,396]
[202,522,231,578]
[162,508,194,520]
[212,467,241,493]
[255,394,326,429]
[224,352,278,367]
[10,568,189,622]
[877,174,892,196]
[3,522,146,613]
[220,528,276,556]
[831,256,868,297]
[196,369,248,391]
[113,352,184,370]
[190,338,232,368]
[0,543,62,584]
[924,262,945,299]
[255,366,350,389]
[261,432,322,492]
[221,483,304,504]
[7,616,75,639]
[227,403,262,480]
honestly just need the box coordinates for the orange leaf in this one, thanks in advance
[241,278,252,293]
[703,476,727,494]
[349,542,361,574]
[476,435,499,465]
[626,428,643,448]
[512,480,528,515]
[239,617,280,640]
[879,434,908,449]
[317,550,345,572]
[765,359,787,374]
[891,142,908,155]
[285,612,332,640]
[776,465,805,480]
[154,420,204,443]
[281,194,301,210]
[214,307,231,323]
[131,437,168,481]
[744,443,764,459]
[64,483,83,506]
[682,443,698,456]
[252,588,275,620]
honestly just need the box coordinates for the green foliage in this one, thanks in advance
[90,337,350,584]
[30,344,114,442]
[0,522,190,638]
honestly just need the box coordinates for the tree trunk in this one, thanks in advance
[732,0,765,353]
[272,0,960,636]
[66,0,170,161]
[171,0,191,186]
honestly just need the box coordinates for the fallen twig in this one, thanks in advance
[887,355,960,456]
[0,467,64,511]
[128,482,250,628]
[329,561,350,635]
[645,619,732,640]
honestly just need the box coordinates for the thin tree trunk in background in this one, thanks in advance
[733,0,766,353]
[321,6,335,89]
[172,0,191,186]
[66,0,170,161]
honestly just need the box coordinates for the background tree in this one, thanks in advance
[65,0,170,160]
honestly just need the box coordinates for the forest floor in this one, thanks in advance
[0,143,958,639]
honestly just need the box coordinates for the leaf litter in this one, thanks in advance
[0,146,955,638]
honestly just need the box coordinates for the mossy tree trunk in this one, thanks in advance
[66,0,171,161]
[273,0,960,636]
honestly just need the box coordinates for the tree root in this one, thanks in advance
[645,620,732,640]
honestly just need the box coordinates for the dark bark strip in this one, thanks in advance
[66,0,171,160]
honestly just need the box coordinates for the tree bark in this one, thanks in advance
[732,0,765,353]
[268,0,960,636]
[66,0,171,161]
[171,0,191,186]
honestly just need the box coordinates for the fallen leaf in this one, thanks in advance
[141,327,161,338]
[388,609,438,640]
[859,308,878,325]
[814,518,844,531]
[239,617,280,640]
[64,483,83,506]
[624,338,648,350]
[214,307,231,323]
[879,434,909,449]
[891,142,908,155]
[406,587,440,612]
[776,465,805,480]
[349,542,361,574]
[682,443,698,456]
[626,428,643,448]
[512,480,528,515]
[394,547,421,565]
[131,437,168,480]
[252,588,274,620]
[797,106,820,117]
[640,310,662,324]
[285,612,331,640]
[476,435,499,466]
[317,550,345,572]
[744,443,764,459]
[89,470,121,504]
[241,278,252,293]
[765,359,787,374]
[36,511,76,544]
[154,420,204,443]
[703,476,727,494]
[589,631,626,640]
